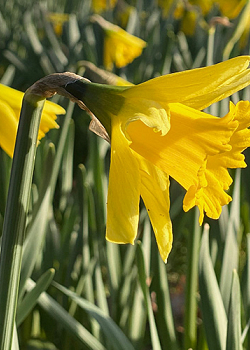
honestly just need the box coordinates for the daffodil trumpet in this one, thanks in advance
[63,56,250,262]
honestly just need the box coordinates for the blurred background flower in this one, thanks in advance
[0,83,65,157]
[92,14,147,70]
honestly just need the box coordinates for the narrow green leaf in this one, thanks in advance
[199,225,227,350]
[19,144,55,298]
[136,242,162,350]
[95,263,109,315]
[11,326,19,350]
[154,253,179,350]
[226,270,242,350]
[220,169,241,313]
[17,269,55,327]
[52,281,136,350]
[127,281,146,347]
[106,241,122,294]
[59,120,74,212]
[26,279,106,350]
[50,100,75,200]
[184,207,201,350]
[241,234,250,347]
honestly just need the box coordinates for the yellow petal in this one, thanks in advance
[183,100,250,223]
[138,155,172,262]
[0,83,24,110]
[39,111,60,138]
[106,120,140,244]
[120,98,171,137]
[44,99,66,116]
[127,102,237,192]
[0,83,64,156]
[218,0,247,19]
[183,162,232,225]
[102,20,146,69]
[122,56,250,110]
[0,100,18,157]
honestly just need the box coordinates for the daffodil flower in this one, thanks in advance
[92,15,146,70]
[47,12,70,36]
[0,83,65,158]
[65,56,250,262]
[216,0,247,19]
[91,0,117,13]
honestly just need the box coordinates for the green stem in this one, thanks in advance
[184,207,201,350]
[0,72,100,349]
[0,92,45,349]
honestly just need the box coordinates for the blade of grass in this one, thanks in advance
[19,144,55,298]
[52,281,136,350]
[226,270,243,350]
[26,279,106,350]
[136,242,162,350]
[220,169,241,313]
[59,120,74,212]
[199,224,227,350]
[16,269,55,327]
[50,100,75,200]
[242,234,250,349]
[184,207,201,349]
[154,253,179,350]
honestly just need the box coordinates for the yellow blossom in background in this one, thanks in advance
[92,15,146,70]
[0,84,65,158]
[66,56,250,262]
[216,0,247,19]
[173,0,213,35]
[180,8,198,36]
[91,0,117,13]
[116,2,136,28]
[190,0,214,15]
[158,0,176,17]
[47,13,70,36]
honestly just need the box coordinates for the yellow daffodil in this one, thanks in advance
[91,0,117,13]
[47,13,70,36]
[172,0,212,36]
[216,0,247,19]
[92,15,146,70]
[0,83,65,158]
[65,56,250,262]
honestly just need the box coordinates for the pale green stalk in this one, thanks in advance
[0,72,84,350]
[0,91,45,350]
[184,207,201,349]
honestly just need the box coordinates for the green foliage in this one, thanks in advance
[1,0,250,349]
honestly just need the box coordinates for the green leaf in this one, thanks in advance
[136,242,162,350]
[184,207,201,350]
[226,270,243,350]
[19,144,55,298]
[154,253,179,350]
[199,225,227,350]
[16,269,55,327]
[11,326,19,350]
[59,120,74,212]
[26,279,106,350]
[220,169,241,313]
[52,281,136,350]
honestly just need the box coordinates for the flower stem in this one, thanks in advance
[0,92,45,350]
